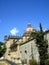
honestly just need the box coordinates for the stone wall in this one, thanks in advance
[44,32,49,55]
[20,39,40,63]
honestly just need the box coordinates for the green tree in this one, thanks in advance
[0,42,6,57]
[30,23,48,65]
[38,23,48,65]
[45,59,49,65]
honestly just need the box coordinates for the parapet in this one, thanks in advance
[4,35,21,41]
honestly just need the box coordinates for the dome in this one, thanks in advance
[25,23,36,33]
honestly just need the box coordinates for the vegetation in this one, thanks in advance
[31,23,48,65]
[0,42,6,57]
[29,59,38,65]
[45,59,49,65]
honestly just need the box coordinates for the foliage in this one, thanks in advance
[29,59,38,65]
[0,42,6,57]
[22,59,27,64]
[45,59,49,65]
[30,23,48,65]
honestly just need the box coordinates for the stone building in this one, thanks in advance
[20,39,40,64]
[44,30,49,55]
[3,23,49,65]
[4,36,22,64]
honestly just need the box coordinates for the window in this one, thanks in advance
[8,54,10,56]
[25,50,27,54]
[20,51,22,53]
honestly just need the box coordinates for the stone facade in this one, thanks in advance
[3,23,49,65]
[4,37,21,64]
[20,40,40,63]
[4,23,37,65]
[44,30,49,55]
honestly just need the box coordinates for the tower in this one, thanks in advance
[22,23,36,42]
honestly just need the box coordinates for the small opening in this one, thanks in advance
[8,54,10,55]
[17,58,20,60]
[25,50,27,54]
[20,51,22,53]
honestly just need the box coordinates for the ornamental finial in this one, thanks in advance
[28,23,32,27]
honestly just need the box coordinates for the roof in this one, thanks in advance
[20,38,35,46]
[44,30,49,34]
[23,23,36,36]
[25,23,36,33]
[4,35,21,41]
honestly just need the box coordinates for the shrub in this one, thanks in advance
[45,59,49,65]
[29,59,38,65]
[0,42,6,57]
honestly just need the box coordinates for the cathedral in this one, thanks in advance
[1,23,49,65]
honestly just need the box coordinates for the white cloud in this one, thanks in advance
[10,28,19,35]
[43,29,47,32]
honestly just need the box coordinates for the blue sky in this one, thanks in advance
[0,0,49,41]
